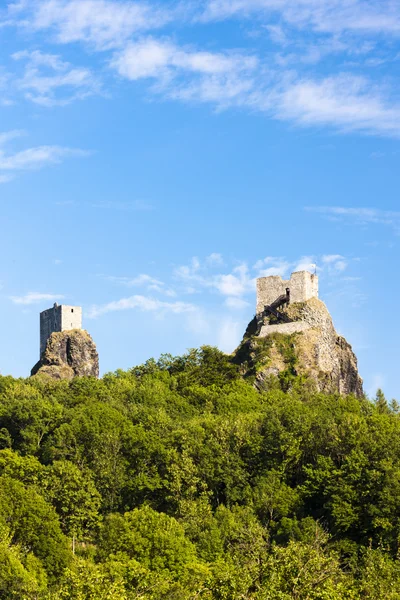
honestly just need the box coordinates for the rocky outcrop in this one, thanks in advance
[234,297,363,397]
[31,330,99,380]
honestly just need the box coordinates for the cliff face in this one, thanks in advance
[31,330,99,380]
[234,297,363,397]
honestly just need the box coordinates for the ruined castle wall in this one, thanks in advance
[259,321,311,337]
[60,305,82,332]
[40,306,62,356]
[256,271,318,314]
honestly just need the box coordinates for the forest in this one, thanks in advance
[0,346,400,599]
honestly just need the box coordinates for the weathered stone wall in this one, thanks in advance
[40,305,82,356]
[259,321,311,336]
[256,271,318,314]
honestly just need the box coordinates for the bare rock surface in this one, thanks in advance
[31,330,99,380]
[234,297,363,397]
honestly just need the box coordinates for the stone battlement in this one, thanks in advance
[40,304,82,356]
[256,271,318,315]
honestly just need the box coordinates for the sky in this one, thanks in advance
[0,0,399,399]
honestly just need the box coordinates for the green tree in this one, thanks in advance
[41,460,101,544]
[97,505,200,578]
[0,476,69,582]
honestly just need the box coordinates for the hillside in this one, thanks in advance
[235,296,363,397]
[0,346,399,599]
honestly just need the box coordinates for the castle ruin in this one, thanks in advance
[256,271,319,315]
[256,271,319,337]
[236,269,363,396]
[40,303,82,356]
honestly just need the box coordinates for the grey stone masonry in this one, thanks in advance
[256,271,319,315]
[259,321,312,337]
[40,304,82,356]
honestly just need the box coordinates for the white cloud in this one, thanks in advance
[105,273,166,292]
[274,74,400,136]
[306,206,400,233]
[206,253,224,267]
[0,131,90,182]
[217,317,242,353]
[322,254,345,264]
[174,257,202,284]
[202,0,400,37]
[111,36,400,137]
[175,257,256,298]
[13,0,170,50]
[88,294,196,318]
[0,130,25,145]
[112,37,257,80]
[294,256,317,272]
[103,272,178,298]
[110,36,260,110]
[322,254,348,272]
[91,200,155,211]
[10,292,65,305]
[13,50,100,106]
[6,3,400,138]
[0,174,14,184]
[254,257,291,278]
[225,297,250,310]
[213,264,255,297]
[0,144,89,171]
[174,253,350,306]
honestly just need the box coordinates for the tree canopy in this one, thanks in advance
[0,346,399,598]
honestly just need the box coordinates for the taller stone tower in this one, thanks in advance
[256,271,319,315]
[33,303,99,380]
[40,303,82,356]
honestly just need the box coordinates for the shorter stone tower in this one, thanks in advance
[40,303,82,356]
[256,271,319,315]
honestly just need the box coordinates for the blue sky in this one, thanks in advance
[0,0,400,399]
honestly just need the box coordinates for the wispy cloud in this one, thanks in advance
[110,36,258,108]
[273,74,400,136]
[112,37,257,80]
[322,254,348,272]
[173,252,350,308]
[0,145,89,171]
[206,253,224,267]
[306,206,400,233]
[294,256,317,272]
[225,297,250,310]
[10,292,65,305]
[91,200,155,211]
[253,257,291,277]
[0,130,25,144]
[11,0,171,50]
[88,294,196,318]
[0,131,90,182]
[109,36,400,136]
[217,316,243,353]
[174,257,256,300]
[13,49,100,106]
[102,273,176,296]
[202,0,400,37]
[6,2,400,137]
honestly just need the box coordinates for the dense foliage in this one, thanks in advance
[0,346,399,598]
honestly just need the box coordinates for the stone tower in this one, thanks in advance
[256,270,319,315]
[40,303,82,356]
